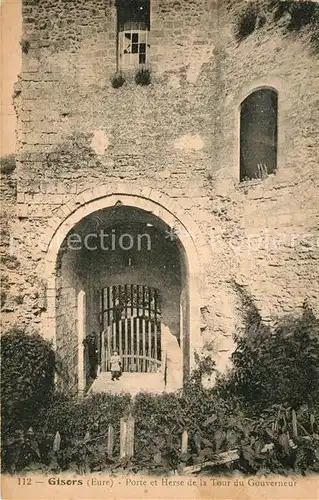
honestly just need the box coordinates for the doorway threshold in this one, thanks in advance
[88,372,165,396]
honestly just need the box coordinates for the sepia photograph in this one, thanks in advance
[1,0,319,498]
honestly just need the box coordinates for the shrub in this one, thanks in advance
[135,66,151,86]
[41,392,132,472]
[235,1,319,53]
[270,0,318,31]
[272,1,319,52]
[287,1,319,55]
[111,72,125,88]
[235,3,259,41]
[132,392,185,471]
[191,350,216,384]
[225,287,319,412]
[1,329,55,434]
[41,392,131,440]
[2,345,318,474]
[229,404,319,475]
[2,301,319,474]
[131,367,244,473]
[1,391,132,473]
[0,155,16,175]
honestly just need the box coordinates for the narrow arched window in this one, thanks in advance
[240,88,278,182]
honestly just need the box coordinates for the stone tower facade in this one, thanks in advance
[2,0,318,394]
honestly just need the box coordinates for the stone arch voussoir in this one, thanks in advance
[42,184,208,261]
[42,184,212,369]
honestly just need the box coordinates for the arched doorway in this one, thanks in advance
[44,188,203,395]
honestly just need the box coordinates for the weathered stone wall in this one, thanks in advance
[214,0,319,319]
[3,0,318,384]
[56,246,84,394]
[0,167,18,327]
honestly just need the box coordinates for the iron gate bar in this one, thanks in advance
[99,285,162,373]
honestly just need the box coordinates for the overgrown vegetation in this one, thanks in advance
[220,286,319,413]
[1,329,55,436]
[1,297,319,474]
[235,3,261,41]
[111,72,125,88]
[135,66,151,86]
[270,0,319,31]
[0,155,16,175]
[234,0,319,52]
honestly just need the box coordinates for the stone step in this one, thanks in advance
[88,371,165,396]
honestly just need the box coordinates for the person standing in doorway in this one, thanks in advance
[84,331,99,379]
[110,351,122,381]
